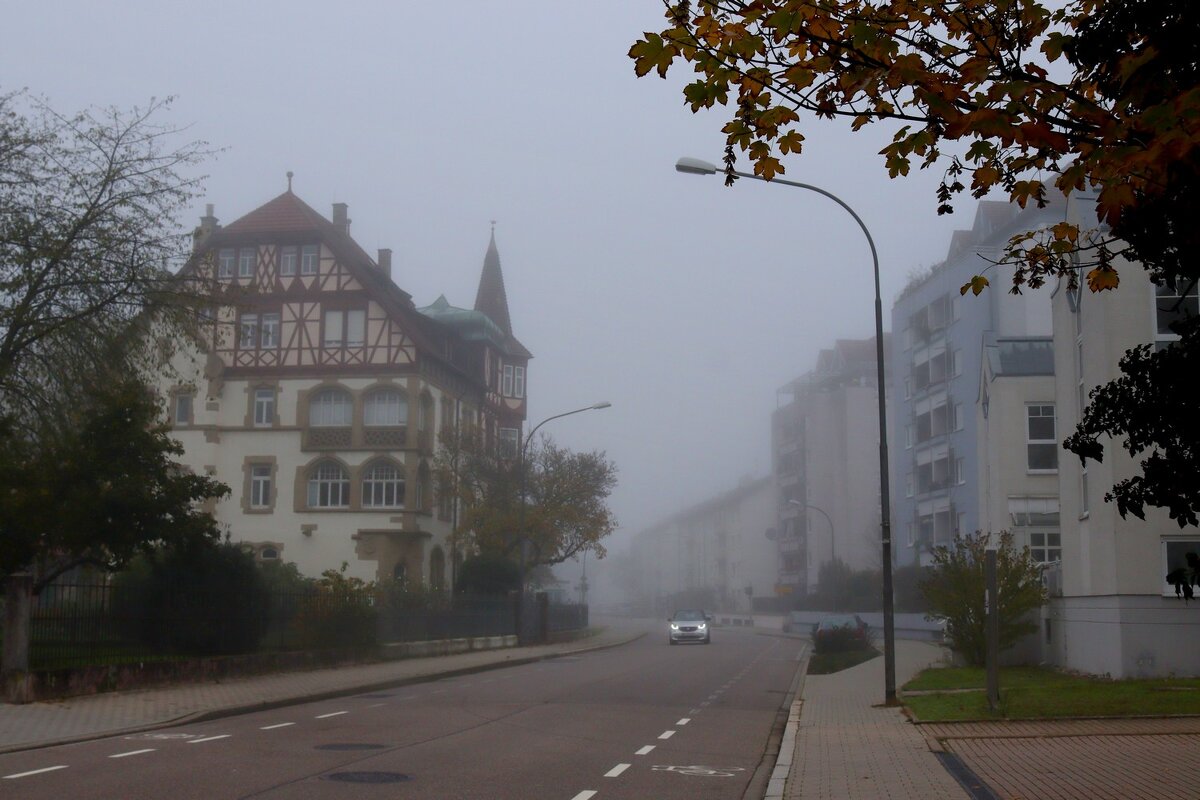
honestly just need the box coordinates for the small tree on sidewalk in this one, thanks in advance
[919,532,1047,666]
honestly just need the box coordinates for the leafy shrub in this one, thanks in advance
[454,554,520,596]
[291,563,377,650]
[813,625,873,654]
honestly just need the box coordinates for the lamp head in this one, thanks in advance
[675,157,718,175]
[591,401,612,410]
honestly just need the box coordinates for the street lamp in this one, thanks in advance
[515,401,611,643]
[677,157,897,704]
[788,499,836,604]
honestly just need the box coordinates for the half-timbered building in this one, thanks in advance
[162,187,529,588]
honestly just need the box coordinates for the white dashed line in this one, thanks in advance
[569,792,597,800]
[635,745,655,755]
[315,711,347,719]
[605,763,631,778]
[366,703,386,708]
[689,708,700,714]
[4,766,68,779]
[700,701,711,707]
[260,723,294,730]
[188,735,231,744]
[109,749,155,759]
[658,730,676,740]
[676,718,690,726]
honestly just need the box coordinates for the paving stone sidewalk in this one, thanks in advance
[0,627,641,755]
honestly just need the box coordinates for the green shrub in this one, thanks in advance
[454,554,520,596]
[291,563,377,650]
[813,626,873,654]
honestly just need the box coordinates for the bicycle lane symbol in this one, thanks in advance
[652,765,746,778]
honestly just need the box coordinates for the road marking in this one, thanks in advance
[109,749,155,759]
[659,730,676,740]
[605,763,631,778]
[4,766,68,779]
[315,711,347,719]
[366,703,386,708]
[188,735,231,744]
[689,708,700,714]
[636,745,655,755]
[260,723,294,730]
[569,792,597,800]
[700,701,711,707]
[676,718,690,726]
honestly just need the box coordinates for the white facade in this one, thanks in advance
[1046,191,1200,677]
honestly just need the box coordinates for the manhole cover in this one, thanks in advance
[358,693,394,699]
[315,743,388,751]
[323,772,410,784]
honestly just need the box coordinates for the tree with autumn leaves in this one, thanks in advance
[631,0,1200,525]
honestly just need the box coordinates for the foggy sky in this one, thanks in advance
[2,1,969,559]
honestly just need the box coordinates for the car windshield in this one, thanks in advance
[672,610,706,622]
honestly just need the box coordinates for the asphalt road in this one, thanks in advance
[0,623,805,800]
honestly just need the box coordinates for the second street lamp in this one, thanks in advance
[677,157,897,704]
[515,401,611,643]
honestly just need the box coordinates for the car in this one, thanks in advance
[811,614,869,645]
[668,609,711,645]
[781,611,806,633]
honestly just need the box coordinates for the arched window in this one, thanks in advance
[430,547,446,592]
[309,388,352,427]
[260,547,279,561]
[364,389,406,427]
[393,561,407,585]
[362,460,405,508]
[307,460,350,507]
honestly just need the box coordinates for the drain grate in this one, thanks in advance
[315,743,387,751]
[323,772,411,784]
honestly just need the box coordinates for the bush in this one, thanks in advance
[455,554,520,596]
[813,626,874,654]
[291,564,377,650]
[113,542,267,656]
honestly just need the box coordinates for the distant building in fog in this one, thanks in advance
[772,337,890,602]
[622,477,777,615]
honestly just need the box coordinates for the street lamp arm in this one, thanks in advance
[522,402,611,456]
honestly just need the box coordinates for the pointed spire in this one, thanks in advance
[474,226,512,336]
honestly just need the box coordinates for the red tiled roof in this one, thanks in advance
[222,191,328,234]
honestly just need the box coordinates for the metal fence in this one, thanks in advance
[21,581,585,671]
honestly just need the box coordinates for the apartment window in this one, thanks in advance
[1162,539,1200,596]
[279,246,297,276]
[365,389,406,426]
[502,364,514,397]
[952,349,962,376]
[250,464,272,509]
[300,244,319,275]
[362,461,405,508]
[1027,404,1058,471]
[309,388,352,427]
[903,378,911,400]
[1155,279,1198,339]
[261,313,280,348]
[956,457,966,485]
[307,460,350,508]
[324,310,343,347]
[905,424,913,449]
[218,248,235,278]
[346,309,365,347]
[253,388,276,426]
[499,427,519,459]
[954,402,965,431]
[1029,531,1062,564]
[514,366,525,398]
[173,392,193,426]
[240,314,258,348]
[238,248,255,278]
[1080,470,1090,515]
[323,309,366,347]
[905,471,914,498]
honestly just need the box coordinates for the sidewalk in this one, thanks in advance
[776,639,968,800]
[0,626,642,755]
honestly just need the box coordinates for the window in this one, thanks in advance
[956,457,966,485]
[1155,279,1198,339]
[218,248,235,278]
[300,244,319,275]
[173,392,193,426]
[250,464,272,508]
[953,402,965,432]
[253,388,275,426]
[260,546,280,561]
[346,309,365,347]
[903,378,911,400]
[905,424,913,449]
[240,314,258,348]
[502,364,514,397]
[307,460,350,508]
[362,461,405,508]
[324,310,343,347]
[499,427,519,459]
[1027,404,1058,471]
[514,366,525,398]
[279,246,297,276]
[261,313,280,348]
[905,471,914,498]
[1162,539,1200,596]
[1029,532,1062,563]
[309,388,352,427]
[365,389,406,426]
[238,248,255,278]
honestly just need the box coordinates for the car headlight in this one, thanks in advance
[670,623,679,630]
[697,623,707,629]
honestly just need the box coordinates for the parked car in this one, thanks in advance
[668,609,711,645]
[811,614,869,645]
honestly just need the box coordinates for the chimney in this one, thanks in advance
[192,203,220,252]
[377,248,392,281]
[332,203,350,235]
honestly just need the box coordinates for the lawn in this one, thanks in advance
[902,665,1200,721]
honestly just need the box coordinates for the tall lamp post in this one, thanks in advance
[676,157,897,704]
[788,499,837,605]
[516,401,612,643]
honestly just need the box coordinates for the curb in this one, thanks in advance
[763,641,810,800]
[0,630,645,756]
